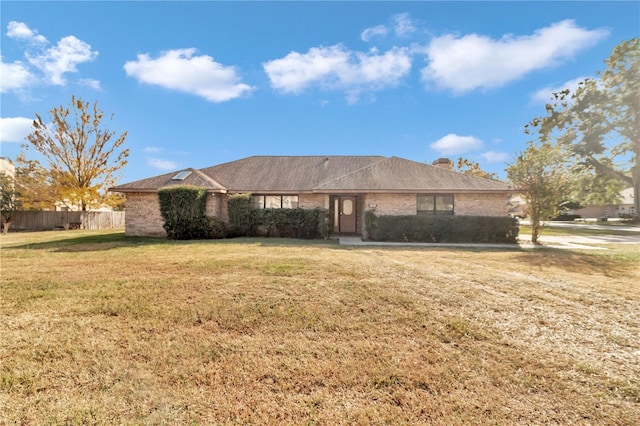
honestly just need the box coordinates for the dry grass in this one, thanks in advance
[1,230,639,425]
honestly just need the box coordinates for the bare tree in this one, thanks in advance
[24,96,129,211]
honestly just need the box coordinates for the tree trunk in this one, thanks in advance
[530,210,541,244]
[531,223,540,244]
[2,220,11,234]
[633,180,640,223]
[633,152,640,223]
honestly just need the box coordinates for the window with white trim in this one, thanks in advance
[417,194,454,215]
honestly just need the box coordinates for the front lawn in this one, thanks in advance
[1,231,639,424]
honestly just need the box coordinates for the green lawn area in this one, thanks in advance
[1,230,639,424]
[519,222,640,237]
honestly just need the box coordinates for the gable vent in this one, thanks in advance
[171,170,191,181]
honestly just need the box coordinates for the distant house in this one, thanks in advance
[111,156,515,237]
[0,157,16,178]
[570,187,636,219]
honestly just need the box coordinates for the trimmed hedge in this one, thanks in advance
[228,193,327,239]
[227,194,258,236]
[158,186,226,240]
[365,211,518,243]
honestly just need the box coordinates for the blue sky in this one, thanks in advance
[1,1,638,184]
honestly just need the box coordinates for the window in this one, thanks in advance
[265,195,282,209]
[251,195,299,209]
[171,170,191,181]
[417,194,454,215]
[342,199,353,215]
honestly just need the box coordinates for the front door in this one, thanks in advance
[338,196,357,233]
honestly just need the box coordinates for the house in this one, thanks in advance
[111,156,515,237]
[0,157,16,178]
[569,187,636,219]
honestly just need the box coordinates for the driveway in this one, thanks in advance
[520,220,640,233]
[339,224,640,250]
[518,233,640,248]
[518,220,640,248]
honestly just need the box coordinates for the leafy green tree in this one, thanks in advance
[532,38,639,219]
[569,159,626,206]
[23,96,129,211]
[506,140,574,244]
[454,158,499,180]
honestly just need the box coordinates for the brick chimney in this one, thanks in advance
[432,158,453,169]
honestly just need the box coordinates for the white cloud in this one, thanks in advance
[3,22,99,92]
[431,133,483,155]
[531,76,587,104]
[0,117,33,143]
[7,21,47,44]
[0,57,36,92]
[28,35,98,85]
[124,48,254,102]
[392,13,416,38]
[148,158,178,171]
[79,78,102,90]
[361,25,388,42]
[263,44,411,101]
[481,151,510,163]
[361,13,417,42]
[143,146,164,154]
[421,20,608,93]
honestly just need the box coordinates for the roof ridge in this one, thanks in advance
[313,156,389,189]
[247,155,385,158]
[395,157,505,184]
[190,167,227,191]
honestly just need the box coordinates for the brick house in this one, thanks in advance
[111,156,515,237]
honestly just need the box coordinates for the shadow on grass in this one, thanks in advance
[2,231,161,252]
[1,231,340,253]
[511,247,640,277]
[1,231,549,254]
[5,231,639,279]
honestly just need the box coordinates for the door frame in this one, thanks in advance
[330,195,358,234]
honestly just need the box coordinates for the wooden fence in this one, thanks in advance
[5,211,125,231]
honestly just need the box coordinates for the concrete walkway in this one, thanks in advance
[519,220,640,233]
[338,235,639,250]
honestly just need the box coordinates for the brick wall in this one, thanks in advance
[124,193,166,237]
[206,193,223,219]
[454,193,508,216]
[299,194,328,209]
[364,193,416,216]
[125,191,509,237]
[364,192,508,217]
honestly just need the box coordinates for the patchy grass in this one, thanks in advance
[1,231,639,424]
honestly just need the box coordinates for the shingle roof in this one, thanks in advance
[110,168,226,192]
[201,156,386,192]
[111,155,513,193]
[315,157,511,193]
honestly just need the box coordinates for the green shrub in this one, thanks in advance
[206,216,227,239]
[227,194,258,235]
[158,186,217,240]
[227,194,327,239]
[254,208,327,239]
[365,211,518,243]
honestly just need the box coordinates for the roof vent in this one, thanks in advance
[432,158,453,169]
[171,170,191,181]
